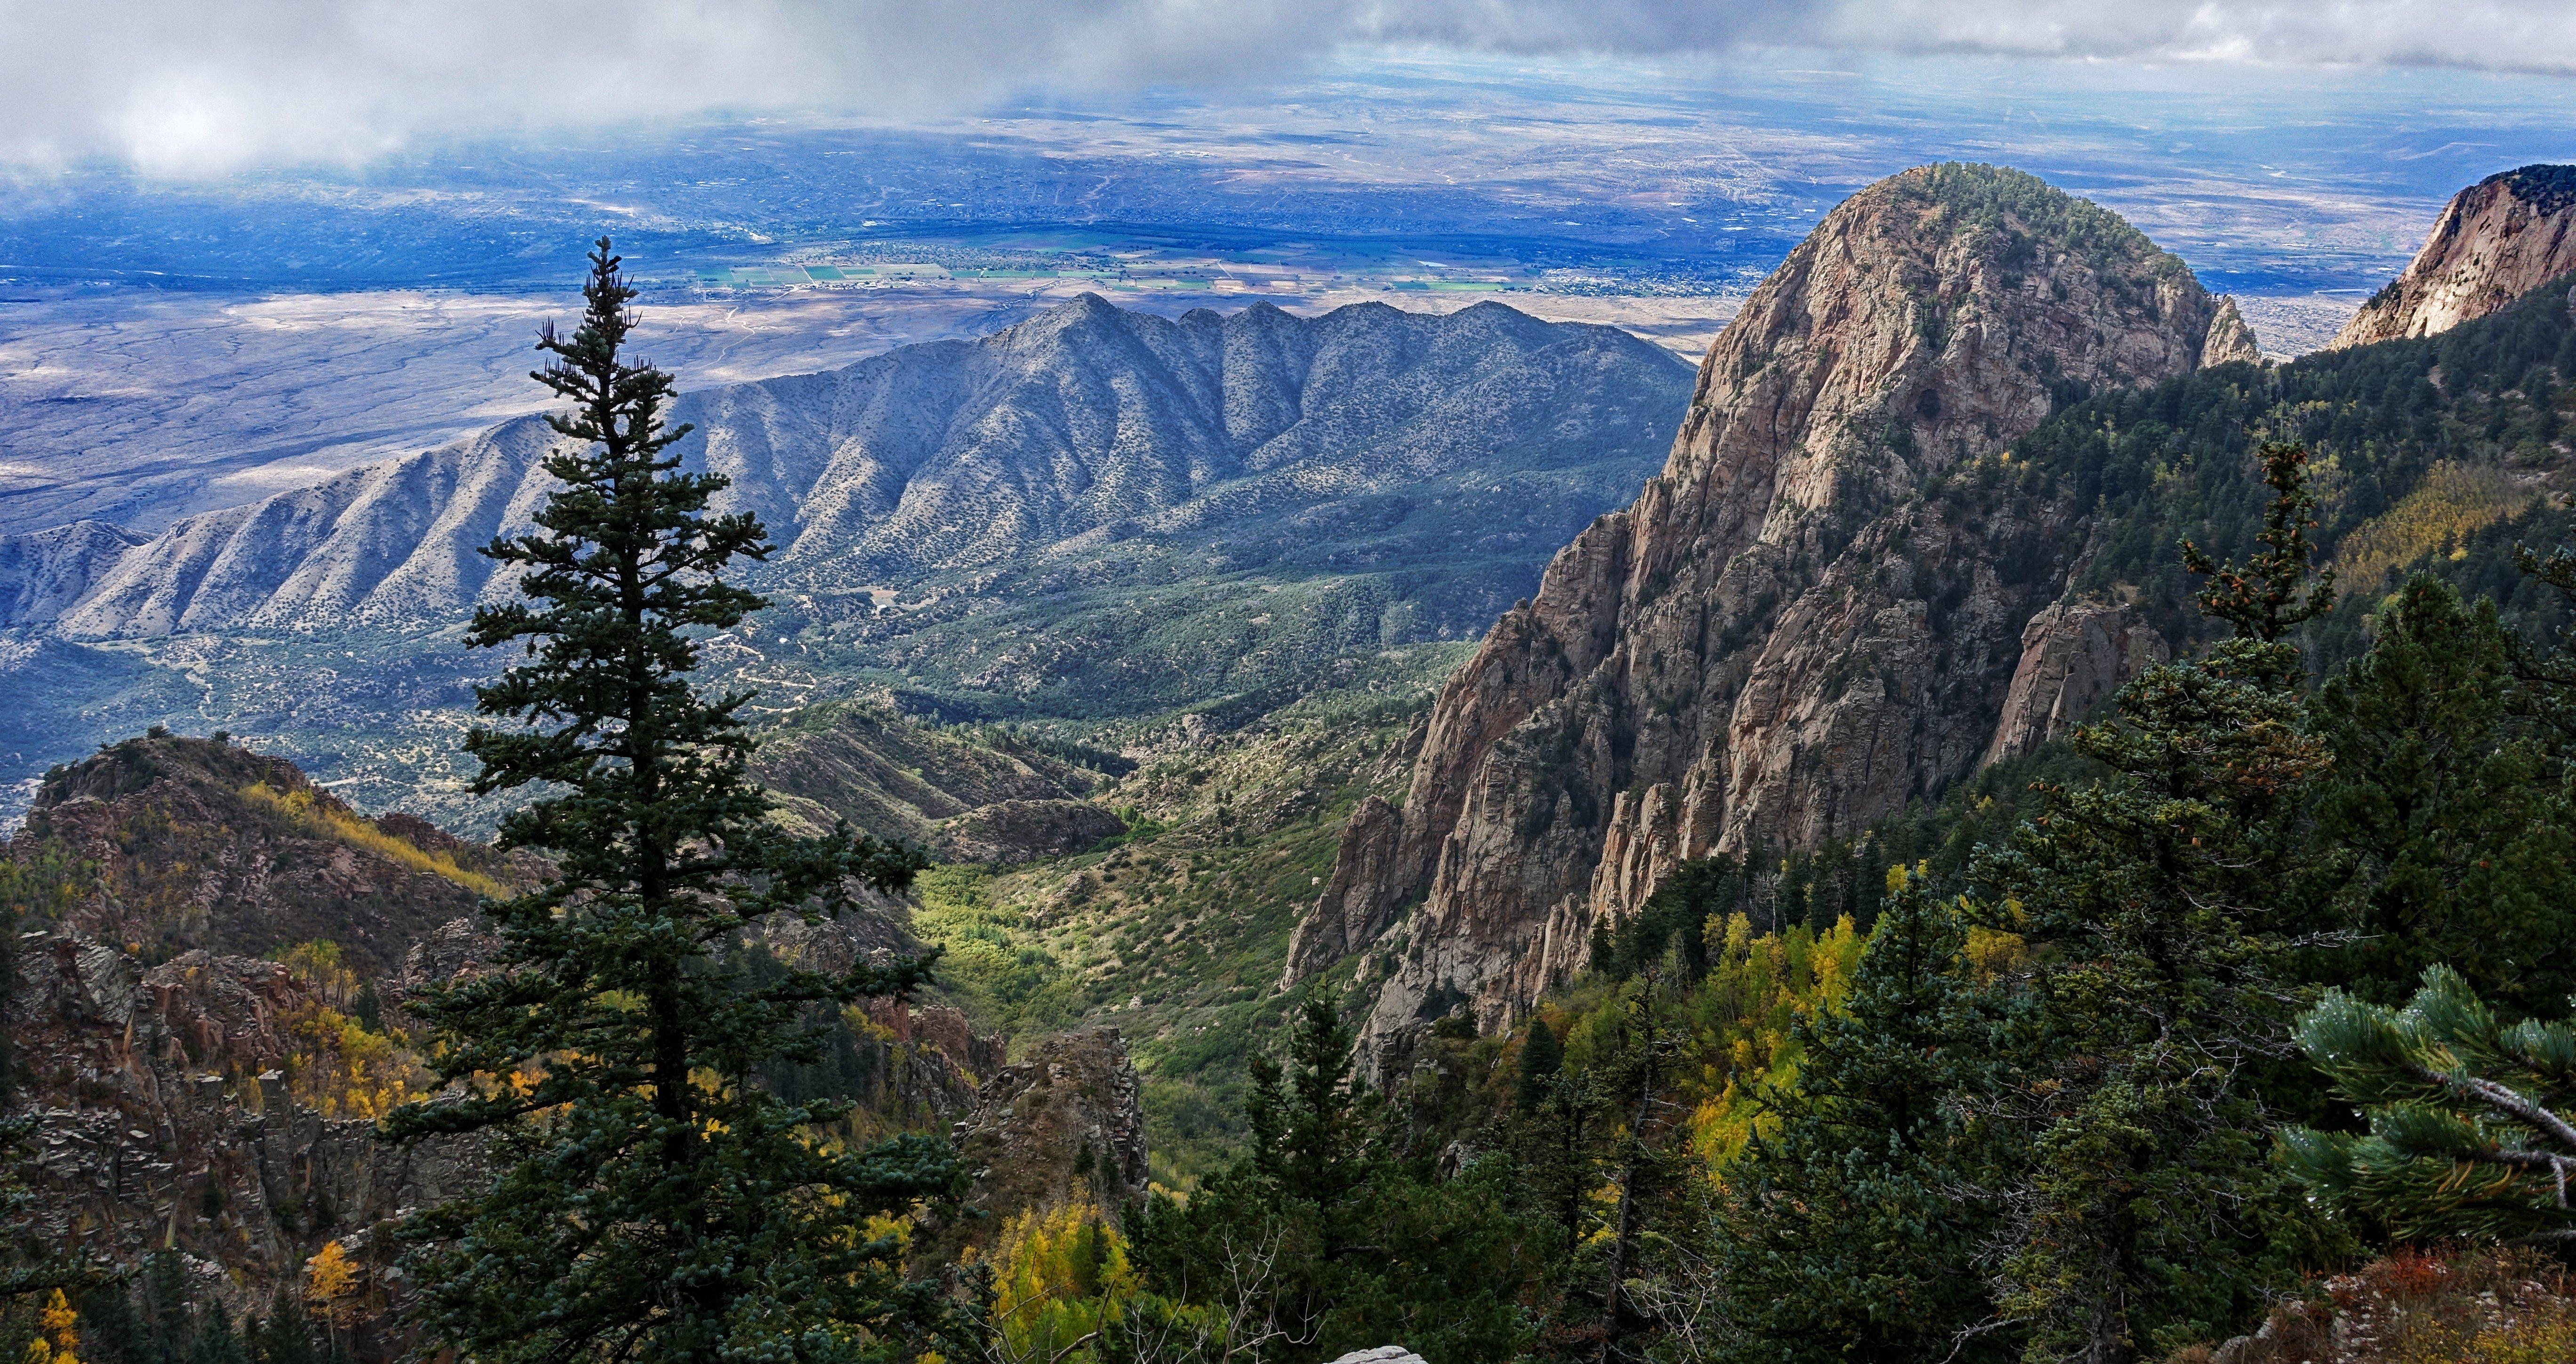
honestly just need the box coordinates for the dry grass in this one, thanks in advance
[241,781,508,899]
[2165,1245,2576,1364]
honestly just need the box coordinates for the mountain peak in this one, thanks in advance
[2332,164,2576,349]
[2490,162,2576,216]
[1286,163,2225,1059]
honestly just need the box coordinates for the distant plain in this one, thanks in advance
[8,48,2574,537]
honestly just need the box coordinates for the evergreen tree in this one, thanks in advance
[1709,869,2009,1364]
[76,1281,152,1364]
[186,1308,249,1364]
[244,1289,318,1364]
[385,240,971,1364]
[2304,575,2576,1011]
[1516,1067,1605,1264]
[1516,1019,1564,1114]
[1593,971,1686,1364]
[140,1253,196,1364]
[1971,441,2344,1361]
[2286,965,2576,1244]
[1130,995,1538,1364]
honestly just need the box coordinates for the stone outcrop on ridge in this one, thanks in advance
[2331,164,2576,349]
[1284,164,2229,1064]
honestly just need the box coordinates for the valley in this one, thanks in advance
[14,138,2576,1364]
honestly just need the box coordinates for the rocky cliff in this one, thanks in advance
[1286,165,2225,1061]
[2331,164,2576,349]
[1980,599,2170,766]
[936,1027,1149,1255]
[5,921,485,1325]
[12,734,536,978]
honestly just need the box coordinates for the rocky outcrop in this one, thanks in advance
[935,798,1127,865]
[941,1028,1149,1252]
[10,735,531,979]
[2202,297,2263,367]
[1981,599,2170,765]
[1283,794,1411,984]
[10,734,531,979]
[1289,164,2219,1065]
[2332,164,2576,349]
[6,928,484,1320]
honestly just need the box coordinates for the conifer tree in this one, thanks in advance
[1709,868,2008,1364]
[386,240,970,1364]
[1516,1019,1564,1114]
[2304,576,2576,1010]
[244,1290,317,1364]
[187,1308,249,1364]
[1132,994,1538,1364]
[1972,441,2344,1361]
[76,1281,150,1364]
[2287,965,2576,1244]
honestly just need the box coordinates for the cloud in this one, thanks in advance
[2,0,2571,176]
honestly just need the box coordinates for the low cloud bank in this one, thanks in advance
[3,0,2569,175]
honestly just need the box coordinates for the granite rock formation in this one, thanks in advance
[2201,296,2264,367]
[1286,165,2228,1063]
[941,1027,1150,1252]
[2332,164,2576,349]
[1981,599,2171,766]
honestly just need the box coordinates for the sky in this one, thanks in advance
[5,0,2576,176]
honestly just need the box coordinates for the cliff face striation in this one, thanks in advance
[1287,165,2229,1063]
[2332,164,2576,349]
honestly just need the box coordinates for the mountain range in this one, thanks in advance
[13,154,2576,1360]
[0,295,1689,823]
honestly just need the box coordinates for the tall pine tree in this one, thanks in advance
[2303,575,2576,1011]
[386,240,971,1364]
[1709,867,2009,1364]
[1972,442,2344,1361]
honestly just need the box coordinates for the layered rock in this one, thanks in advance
[1288,165,2223,1062]
[2332,164,2576,349]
